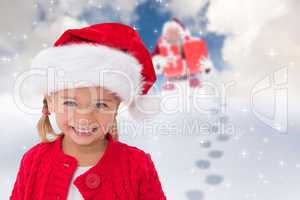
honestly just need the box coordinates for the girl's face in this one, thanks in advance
[45,86,121,146]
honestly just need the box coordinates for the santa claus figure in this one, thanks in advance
[152,18,211,90]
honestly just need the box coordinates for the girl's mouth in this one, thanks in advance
[71,126,98,137]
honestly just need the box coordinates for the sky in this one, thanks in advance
[1,0,298,94]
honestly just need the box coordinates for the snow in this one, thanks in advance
[1,74,300,199]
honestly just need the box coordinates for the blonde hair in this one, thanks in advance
[36,98,119,142]
[36,98,58,142]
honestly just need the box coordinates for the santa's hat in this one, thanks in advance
[30,23,161,120]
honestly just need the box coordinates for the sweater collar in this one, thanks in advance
[53,133,116,170]
[51,133,118,199]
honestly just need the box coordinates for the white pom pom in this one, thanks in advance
[127,94,162,121]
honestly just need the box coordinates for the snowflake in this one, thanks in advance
[265,48,279,57]
[240,108,248,112]
[279,160,286,167]
[262,137,269,143]
[240,150,249,158]
[263,180,269,184]
[133,25,139,31]
[224,182,232,188]
[258,173,265,179]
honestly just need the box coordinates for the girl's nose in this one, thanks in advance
[72,107,98,124]
[75,104,94,114]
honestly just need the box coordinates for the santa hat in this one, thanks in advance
[30,23,161,120]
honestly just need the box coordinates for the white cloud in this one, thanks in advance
[132,1,300,132]
[206,0,289,68]
[206,0,299,93]
[162,0,207,19]
[163,0,300,115]
[0,0,142,95]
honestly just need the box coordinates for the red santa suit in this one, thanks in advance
[152,18,209,89]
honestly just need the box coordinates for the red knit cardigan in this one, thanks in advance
[10,134,167,200]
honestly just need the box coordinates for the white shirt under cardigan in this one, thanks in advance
[67,165,93,199]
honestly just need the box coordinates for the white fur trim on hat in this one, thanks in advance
[31,44,144,102]
[30,44,160,119]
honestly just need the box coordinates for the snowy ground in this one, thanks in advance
[119,80,300,200]
[2,79,299,200]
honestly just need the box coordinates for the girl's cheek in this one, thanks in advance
[55,114,68,131]
[57,105,75,118]
[100,117,116,133]
[56,109,73,127]
[92,115,107,133]
[100,122,111,134]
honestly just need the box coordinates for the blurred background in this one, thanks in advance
[1,0,299,199]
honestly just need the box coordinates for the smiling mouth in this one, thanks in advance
[71,126,98,137]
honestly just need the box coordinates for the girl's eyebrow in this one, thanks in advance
[62,96,75,100]
[94,99,113,102]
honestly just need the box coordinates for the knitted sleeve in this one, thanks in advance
[138,153,167,200]
[9,142,44,200]
[9,153,27,200]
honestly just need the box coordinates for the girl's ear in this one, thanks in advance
[45,95,54,113]
[109,117,118,141]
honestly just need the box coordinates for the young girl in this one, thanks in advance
[10,23,166,200]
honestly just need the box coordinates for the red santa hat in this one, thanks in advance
[30,23,161,120]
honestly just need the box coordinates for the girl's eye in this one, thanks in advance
[63,101,77,106]
[95,102,108,109]
[62,100,108,109]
